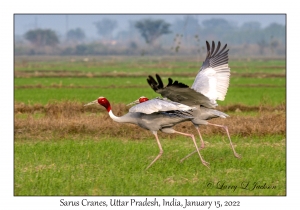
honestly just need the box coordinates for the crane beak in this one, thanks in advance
[126,99,139,106]
[84,99,98,106]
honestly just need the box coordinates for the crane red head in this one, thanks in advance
[98,97,111,112]
[138,96,149,103]
[84,96,111,112]
[126,96,149,106]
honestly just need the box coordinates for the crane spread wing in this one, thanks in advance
[129,98,194,115]
[147,74,217,108]
[191,41,230,103]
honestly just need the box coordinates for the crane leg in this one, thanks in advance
[146,131,163,170]
[174,131,209,168]
[180,150,198,163]
[180,126,204,163]
[195,126,205,149]
[181,123,241,162]
[207,123,241,159]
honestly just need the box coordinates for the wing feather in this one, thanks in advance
[191,41,230,102]
[147,74,217,108]
[129,98,194,114]
[211,41,221,57]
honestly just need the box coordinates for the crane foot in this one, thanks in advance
[234,153,241,159]
[202,160,210,168]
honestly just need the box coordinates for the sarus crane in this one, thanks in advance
[84,96,210,169]
[145,41,241,161]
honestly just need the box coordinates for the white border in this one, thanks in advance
[3,1,296,209]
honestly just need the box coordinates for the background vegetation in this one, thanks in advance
[15,16,285,57]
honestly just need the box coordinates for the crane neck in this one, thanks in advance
[108,110,131,123]
[100,99,136,124]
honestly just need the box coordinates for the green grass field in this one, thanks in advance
[15,56,286,74]
[15,76,286,87]
[14,85,285,107]
[14,56,286,196]
[14,135,285,196]
[14,76,285,106]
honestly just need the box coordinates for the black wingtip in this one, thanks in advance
[147,75,159,91]
[205,41,211,60]
[167,77,189,88]
[167,78,173,87]
[211,41,221,57]
[206,41,210,52]
[155,74,164,89]
[205,41,229,58]
[147,74,189,93]
[147,75,157,85]
[215,43,228,56]
[211,41,215,55]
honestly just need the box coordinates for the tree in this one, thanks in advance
[270,38,280,54]
[257,39,268,55]
[24,29,59,47]
[66,28,85,42]
[94,19,118,40]
[264,23,285,43]
[135,19,171,44]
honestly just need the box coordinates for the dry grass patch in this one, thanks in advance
[14,101,285,115]
[14,101,286,141]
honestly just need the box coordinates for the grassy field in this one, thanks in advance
[14,56,286,74]
[14,55,286,196]
[14,136,285,196]
[14,84,285,106]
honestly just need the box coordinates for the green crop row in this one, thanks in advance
[14,79,285,106]
[15,56,285,74]
[14,76,286,87]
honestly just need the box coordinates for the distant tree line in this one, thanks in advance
[15,16,285,57]
[24,29,59,47]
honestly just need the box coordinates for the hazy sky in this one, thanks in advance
[15,14,285,38]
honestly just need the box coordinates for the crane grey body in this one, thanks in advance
[84,96,209,169]
[146,41,241,161]
[120,111,191,132]
[188,106,229,125]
